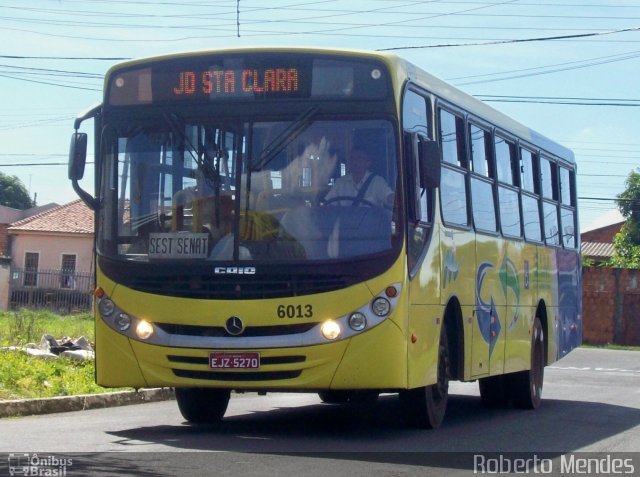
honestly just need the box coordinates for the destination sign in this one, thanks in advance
[172,68,300,97]
[148,232,209,259]
[107,53,389,106]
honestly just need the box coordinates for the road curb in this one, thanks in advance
[0,388,175,419]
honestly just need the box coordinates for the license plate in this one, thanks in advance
[209,352,260,369]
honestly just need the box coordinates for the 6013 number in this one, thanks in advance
[277,304,313,319]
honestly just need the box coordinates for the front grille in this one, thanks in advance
[172,369,302,381]
[98,256,378,300]
[128,273,348,299]
[156,322,317,338]
[168,355,306,366]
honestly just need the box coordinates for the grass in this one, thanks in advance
[0,310,130,400]
[0,309,94,347]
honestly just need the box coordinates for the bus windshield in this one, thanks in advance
[98,115,400,264]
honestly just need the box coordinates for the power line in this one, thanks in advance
[0,54,129,60]
[477,95,640,107]
[378,25,640,50]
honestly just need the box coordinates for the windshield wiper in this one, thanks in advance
[252,105,319,171]
[162,112,219,186]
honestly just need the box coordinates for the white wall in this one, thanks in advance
[10,233,93,272]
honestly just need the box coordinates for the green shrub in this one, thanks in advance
[0,310,127,400]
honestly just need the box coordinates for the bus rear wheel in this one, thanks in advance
[175,388,231,424]
[400,326,450,429]
[510,317,545,409]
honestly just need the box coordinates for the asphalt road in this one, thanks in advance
[1,348,638,476]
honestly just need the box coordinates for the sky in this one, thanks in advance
[0,0,638,232]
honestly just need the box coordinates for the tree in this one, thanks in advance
[610,170,640,268]
[0,172,34,209]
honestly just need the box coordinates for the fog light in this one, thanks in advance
[135,320,154,340]
[115,313,131,331]
[371,297,391,317]
[98,298,115,317]
[348,312,367,331]
[321,320,341,340]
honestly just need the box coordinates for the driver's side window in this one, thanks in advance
[403,88,433,273]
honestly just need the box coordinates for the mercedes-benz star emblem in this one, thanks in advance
[225,316,245,336]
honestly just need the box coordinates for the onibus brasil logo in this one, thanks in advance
[8,453,73,476]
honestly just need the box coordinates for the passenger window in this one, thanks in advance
[520,148,536,193]
[441,167,468,226]
[495,136,516,185]
[559,167,573,206]
[543,202,560,246]
[469,123,496,232]
[439,109,465,167]
[499,187,521,237]
[403,90,430,134]
[561,208,576,248]
[522,195,542,242]
[470,124,491,177]
[540,157,557,200]
[471,178,496,232]
[559,166,576,248]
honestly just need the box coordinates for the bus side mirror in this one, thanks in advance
[69,132,88,181]
[418,138,440,189]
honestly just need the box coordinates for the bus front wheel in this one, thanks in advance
[400,326,450,429]
[175,388,231,424]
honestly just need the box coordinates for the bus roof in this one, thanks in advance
[104,46,575,166]
[381,52,575,165]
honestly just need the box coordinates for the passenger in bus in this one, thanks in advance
[324,148,394,207]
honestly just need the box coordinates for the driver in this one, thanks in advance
[324,148,394,207]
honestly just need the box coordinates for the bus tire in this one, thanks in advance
[175,387,231,424]
[479,375,509,408]
[510,317,544,409]
[400,326,450,429]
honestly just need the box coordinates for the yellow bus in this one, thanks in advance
[68,47,581,428]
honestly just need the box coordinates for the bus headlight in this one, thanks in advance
[115,313,131,331]
[135,320,154,340]
[371,297,391,317]
[321,320,341,340]
[98,298,115,317]
[348,312,367,331]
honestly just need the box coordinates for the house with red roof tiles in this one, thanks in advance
[2,200,94,311]
[0,203,59,257]
[8,199,94,273]
[581,221,624,265]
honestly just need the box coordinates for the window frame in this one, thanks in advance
[23,251,40,288]
[437,102,470,229]
[494,131,522,239]
[60,253,78,289]
[403,85,436,276]
[468,119,498,234]
[540,154,562,248]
